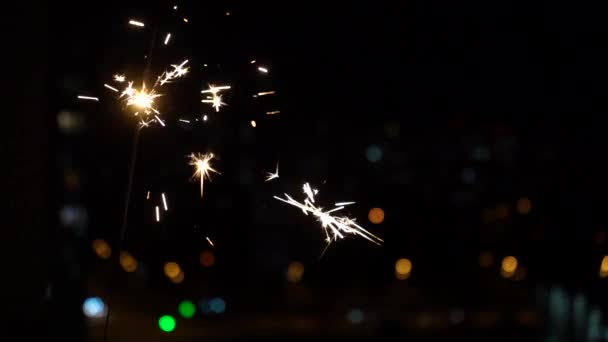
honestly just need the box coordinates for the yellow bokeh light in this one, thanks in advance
[368,207,385,224]
[170,270,184,284]
[395,258,412,280]
[501,256,518,275]
[479,251,494,269]
[119,251,138,273]
[516,198,531,215]
[199,251,215,267]
[92,239,111,259]
[287,261,304,283]
[164,261,181,279]
[599,256,608,278]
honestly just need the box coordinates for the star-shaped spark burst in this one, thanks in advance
[114,74,126,83]
[188,153,219,198]
[159,60,189,86]
[265,163,279,182]
[125,83,162,114]
[201,84,230,112]
[274,183,383,246]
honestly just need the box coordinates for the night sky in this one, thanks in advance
[8,0,608,340]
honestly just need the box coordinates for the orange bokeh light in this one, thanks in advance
[368,207,385,224]
[199,251,215,267]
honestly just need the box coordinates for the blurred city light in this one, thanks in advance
[501,256,518,278]
[286,261,304,283]
[209,297,226,314]
[516,198,532,215]
[178,300,196,318]
[395,258,412,280]
[164,261,181,279]
[368,207,385,224]
[346,308,364,324]
[92,239,111,259]
[82,297,106,318]
[365,145,383,163]
[119,251,138,273]
[199,251,215,267]
[158,315,176,332]
[479,251,494,269]
[599,256,608,278]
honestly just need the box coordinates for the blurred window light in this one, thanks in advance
[516,198,532,215]
[199,251,215,267]
[471,145,491,161]
[395,258,412,280]
[57,110,85,133]
[82,297,106,318]
[286,261,304,283]
[119,251,137,273]
[368,207,385,224]
[365,145,383,163]
[479,251,493,269]
[178,300,196,318]
[209,297,226,314]
[92,239,112,259]
[346,308,364,324]
[384,121,400,139]
[461,168,477,184]
[449,309,465,325]
[599,256,608,278]
[158,315,176,332]
[164,261,181,279]
[59,205,88,229]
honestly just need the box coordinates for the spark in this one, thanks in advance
[162,193,168,211]
[183,17,189,23]
[104,84,119,92]
[265,163,279,182]
[206,237,214,247]
[203,115,208,121]
[179,119,191,123]
[155,115,165,126]
[77,95,99,101]
[257,66,268,73]
[114,74,126,82]
[274,183,383,246]
[129,20,145,27]
[250,60,256,64]
[155,206,160,222]
[173,5,178,10]
[257,91,275,96]
[124,83,161,114]
[159,60,189,85]
[188,153,219,198]
[335,201,356,206]
[266,110,281,115]
[202,94,226,112]
[201,84,231,95]
[139,118,154,128]
[250,120,257,127]
[164,33,172,45]
[146,191,150,199]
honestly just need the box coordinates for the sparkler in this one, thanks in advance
[274,183,383,245]
[164,33,172,45]
[128,20,145,27]
[104,84,119,92]
[158,60,189,86]
[265,163,279,182]
[206,237,214,247]
[114,74,126,82]
[188,153,219,198]
[257,66,268,73]
[161,193,168,211]
[155,206,160,222]
[125,83,161,114]
[257,91,275,96]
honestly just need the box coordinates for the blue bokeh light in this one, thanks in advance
[209,297,226,314]
[83,297,106,318]
[365,145,383,163]
[346,308,364,324]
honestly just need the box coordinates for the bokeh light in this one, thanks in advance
[164,261,181,279]
[514,266,526,281]
[92,239,111,259]
[82,297,106,318]
[395,258,412,280]
[365,145,383,163]
[599,256,608,278]
[516,198,531,215]
[346,308,364,324]
[119,251,138,273]
[209,297,226,314]
[479,251,494,269]
[496,204,510,220]
[170,270,185,284]
[158,315,176,332]
[178,300,196,318]
[286,261,304,283]
[368,207,385,224]
[199,251,215,267]
[501,256,518,278]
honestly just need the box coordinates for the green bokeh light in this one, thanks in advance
[178,300,196,318]
[158,315,176,332]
